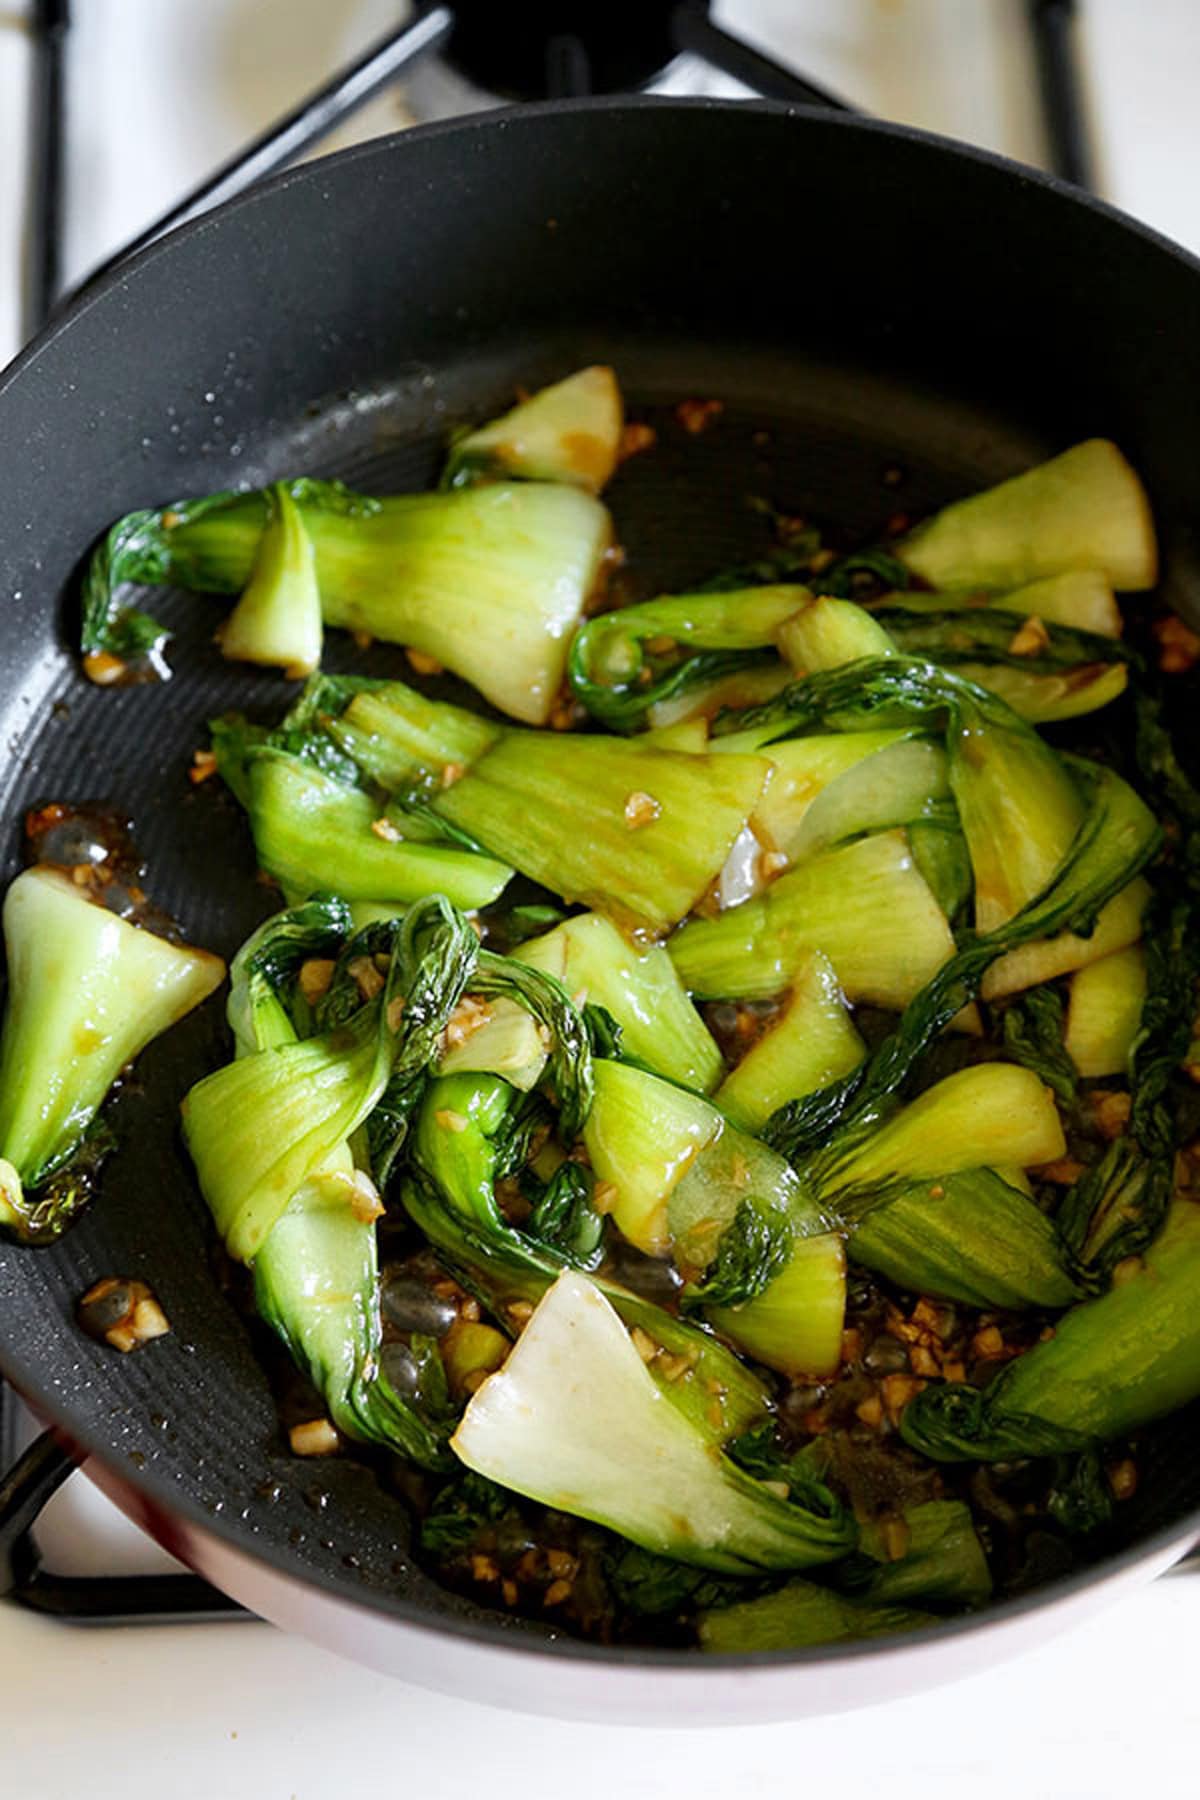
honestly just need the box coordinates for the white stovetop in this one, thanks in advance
[2,3,1199,1795]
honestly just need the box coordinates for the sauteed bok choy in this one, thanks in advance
[6,364,1200,1653]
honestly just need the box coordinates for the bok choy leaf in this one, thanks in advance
[405,1070,774,1444]
[83,478,612,723]
[0,868,225,1242]
[443,365,623,493]
[902,1199,1200,1461]
[568,585,807,732]
[182,895,476,1264]
[223,900,457,1467]
[893,439,1158,591]
[451,1270,855,1573]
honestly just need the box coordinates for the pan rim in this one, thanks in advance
[5,91,1200,403]
[1,92,1198,1676]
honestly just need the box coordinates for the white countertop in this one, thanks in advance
[0,1578,1198,1798]
[2,3,1199,1795]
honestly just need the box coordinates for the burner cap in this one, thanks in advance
[443,1,700,100]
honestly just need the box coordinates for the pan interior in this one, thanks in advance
[0,330,1194,1654]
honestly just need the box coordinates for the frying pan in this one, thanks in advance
[1,98,1199,1726]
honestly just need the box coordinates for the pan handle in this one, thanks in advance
[0,1430,76,1594]
[0,1430,248,1622]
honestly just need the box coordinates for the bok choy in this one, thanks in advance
[0,867,224,1241]
[264,674,771,935]
[902,1200,1200,1460]
[84,479,612,723]
[894,439,1158,591]
[451,1270,855,1573]
[69,387,1200,1654]
[443,365,623,493]
[405,1071,775,1444]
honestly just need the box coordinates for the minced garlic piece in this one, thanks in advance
[405,648,444,676]
[623,790,661,830]
[1007,614,1050,657]
[289,1418,341,1457]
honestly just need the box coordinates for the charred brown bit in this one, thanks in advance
[675,398,724,436]
[348,1168,385,1224]
[1090,1089,1132,1139]
[1107,1458,1138,1501]
[189,749,219,785]
[1154,613,1200,674]
[78,1276,170,1353]
[441,994,492,1051]
[880,1374,925,1426]
[618,422,657,463]
[348,955,385,1002]
[1033,1155,1087,1185]
[548,692,586,732]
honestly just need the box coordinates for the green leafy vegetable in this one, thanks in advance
[902,1199,1200,1461]
[850,1167,1080,1310]
[776,595,897,673]
[1057,895,1199,1277]
[217,481,322,677]
[876,604,1132,721]
[212,731,513,912]
[894,439,1158,591]
[1001,986,1077,1108]
[517,910,723,1093]
[715,949,864,1134]
[667,828,957,1007]
[874,570,1122,637]
[433,729,770,937]
[807,1063,1066,1215]
[84,478,612,723]
[698,1582,936,1652]
[0,868,224,1242]
[182,896,476,1263]
[849,1500,992,1609]
[451,1270,855,1573]
[405,1069,773,1444]
[719,660,1157,1161]
[443,365,623,493]
[568,585,807,732]
[1064,945,1147,1079]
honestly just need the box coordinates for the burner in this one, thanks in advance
[443,0,690,100]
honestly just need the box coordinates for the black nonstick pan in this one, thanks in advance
[0,99,1198,1724]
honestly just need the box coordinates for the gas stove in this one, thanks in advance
[1,5,1198,1795]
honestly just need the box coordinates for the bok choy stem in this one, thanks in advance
[451,1271,855,1573]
